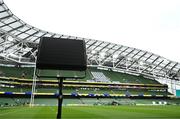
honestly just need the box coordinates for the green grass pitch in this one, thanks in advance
[0,106,180,119]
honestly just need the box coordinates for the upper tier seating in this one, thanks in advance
[0,66,159,84]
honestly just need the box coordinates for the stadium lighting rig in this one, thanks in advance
[34,37,87,119]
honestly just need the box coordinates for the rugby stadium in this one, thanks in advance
[0,0,180,119]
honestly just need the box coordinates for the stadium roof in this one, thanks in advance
[0,0,180,80]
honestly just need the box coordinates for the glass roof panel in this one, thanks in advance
[93,41,102,46]
[99,42,108,47]
[108,49,115,54]
[121,51,128,56]
[94,46,102,51]
[19,26,30,32]
[150,55,157,60]
[0,22,4,27]
[3,17,16,24]
[112,45,120,50]
[101,48,109,52]
[1,25,12,31]
[120,46,128,51]
[11,31,21,36]
[134,54,141,59]
[0,11,9,17]
[86,40,95,45]
[44,34,52,37]
[0,1,180,79]
[34,32,45,37]
[88,45,96,50]
[126,48,133,53]
[0,6,5,11]
[29,36,38,41]
[26,29,36,35]
[159,62,166,67]
[107,44,114,48]
[132,49,139,54]
[176,64,180,69]
[18,33,29,39]
[9,22,22,28]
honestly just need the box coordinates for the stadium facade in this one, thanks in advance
[0,0,180,97]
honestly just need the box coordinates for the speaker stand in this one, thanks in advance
[57,77,64,119]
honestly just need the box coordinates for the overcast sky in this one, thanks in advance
[5,0,180,62]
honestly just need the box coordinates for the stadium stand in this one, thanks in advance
[0,0,179,108]
[0,66,160,84]
[0,65,170,100]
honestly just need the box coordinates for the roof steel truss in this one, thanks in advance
[0,0,180,80]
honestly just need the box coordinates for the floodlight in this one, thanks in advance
[127,57,131,61]
[139,61,144,65]
[113,54,119,59]
[7,36,14,42]
[91,50,96,54]
[100,52,106,58]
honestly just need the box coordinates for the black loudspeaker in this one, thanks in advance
[36,37,87,71]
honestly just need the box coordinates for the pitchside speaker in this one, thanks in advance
[36,37,87,72]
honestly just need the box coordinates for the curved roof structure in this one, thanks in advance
[0,0,180,80]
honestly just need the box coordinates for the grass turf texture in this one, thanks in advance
[0,106,180,119]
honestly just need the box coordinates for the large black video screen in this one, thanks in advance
[36,37,87,71]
